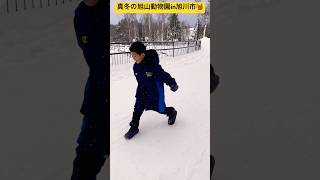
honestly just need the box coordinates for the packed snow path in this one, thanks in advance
[0,3,109,180]
[110,38,210,180]
[212,1,320,180]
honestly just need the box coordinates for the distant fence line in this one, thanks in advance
[110,40,201,66]
[0,0,78,15]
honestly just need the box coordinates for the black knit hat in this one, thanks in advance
[129,42,146,55]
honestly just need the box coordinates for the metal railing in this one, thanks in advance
[0,0,77,15]
[110,40,201,66]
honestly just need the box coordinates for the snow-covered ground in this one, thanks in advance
[0,2,109,180]
[0,1,210,180]
[110,42,201,66]
[110,38,210,180]
[110,41,200,66]
[212,1,320,180]
[110,41,199,53]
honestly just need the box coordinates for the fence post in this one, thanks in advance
[187,39,190,53]
[172,41,175,57]
[63,0,65,4]
[7,0,9,13]
[56,0,58,6]
[40,0,43,8]
[15,0,18,12]
[195,41,198,51]
[48,0,50,6]
[32,0,34,8]
[24,0,27,10]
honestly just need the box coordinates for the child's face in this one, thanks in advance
[131,52,145,64]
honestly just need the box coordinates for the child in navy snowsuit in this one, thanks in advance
[210,64,220,178]
[125,42,179,139]
[71,0,109,179]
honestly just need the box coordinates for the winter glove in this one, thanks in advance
[170,84,179,92]
[210,65,219,93]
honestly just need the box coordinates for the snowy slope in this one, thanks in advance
[0,2,109,180]
[110,38,210,180]
[0,2,210,179]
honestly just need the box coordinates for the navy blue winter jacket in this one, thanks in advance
[133,50,177,113]
[210,64,219,93]
[74,1,109,118]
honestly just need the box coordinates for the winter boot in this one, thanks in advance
[124,125,139,140]
[124,109,143,139]
[166,107,177,125]
[210,154,215,178]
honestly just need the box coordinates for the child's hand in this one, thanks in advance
[170,84,179,92]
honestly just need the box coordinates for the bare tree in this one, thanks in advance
[157,0,169,41]
[202,0,210,38]
[123,14,139,42]
[123,14,131,42]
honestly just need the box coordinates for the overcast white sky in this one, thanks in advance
[110,0,209,26]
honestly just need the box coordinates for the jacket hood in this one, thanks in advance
[143,49,159,64]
